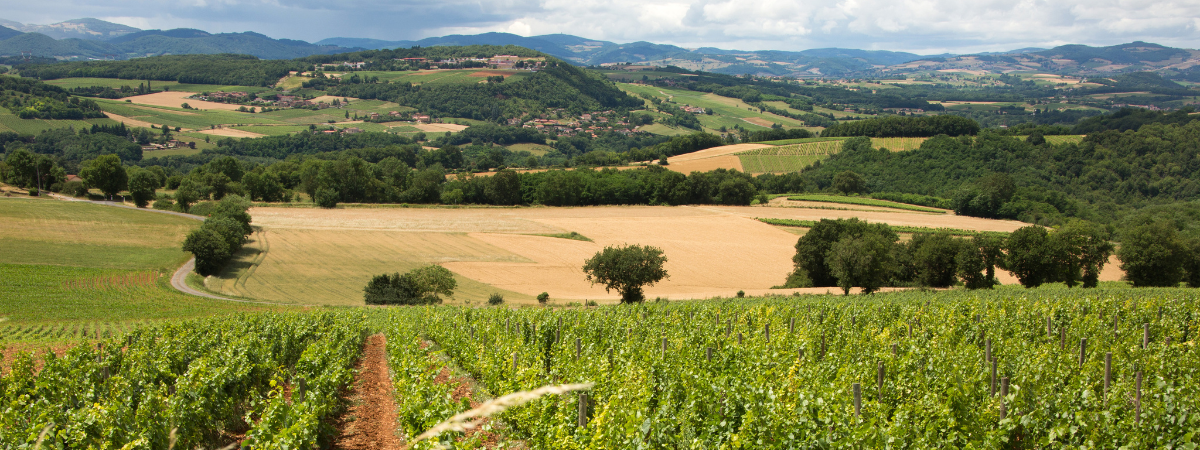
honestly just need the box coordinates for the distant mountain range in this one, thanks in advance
[2,17,1199,79]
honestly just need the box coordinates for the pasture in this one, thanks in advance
[0,106,116,134]
[0,198,291,343]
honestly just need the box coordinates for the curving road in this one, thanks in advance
[48,193,266,304]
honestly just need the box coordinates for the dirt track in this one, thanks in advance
[334,334,401,450]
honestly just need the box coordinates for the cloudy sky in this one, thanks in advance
[3,0,1199,54]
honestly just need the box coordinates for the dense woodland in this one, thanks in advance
[801,121,1200,226]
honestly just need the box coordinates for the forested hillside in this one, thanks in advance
[326,62,641,120]
[801,121,1200,225]
[17,54,307,86]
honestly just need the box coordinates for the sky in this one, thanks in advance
[1,0,1199,54]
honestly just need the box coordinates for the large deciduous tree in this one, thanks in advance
[583,244,669,303]
[80,154,127,200]
[127,168,158,208]
[826,233,895,295]
[1119,222,1187,287]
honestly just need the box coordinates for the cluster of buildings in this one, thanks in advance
[141,139,195,151]
[512,110,641,137]
[396,55,544,71]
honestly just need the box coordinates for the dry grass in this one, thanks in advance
[123,91,244,111]
[662,143,770,173]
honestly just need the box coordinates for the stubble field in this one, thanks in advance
[218,203,1040,306]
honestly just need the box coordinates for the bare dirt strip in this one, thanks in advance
[123,91,245,111]
[334,334,402,450]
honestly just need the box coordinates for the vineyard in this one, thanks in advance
[4,288,1198,448]
[737,141,843,173]
[869,137,929,151]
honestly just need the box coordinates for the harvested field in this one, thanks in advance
[240,204,1044,304]
[310,95,359,104]
[741,117,776,127]
[196,128,267,138]
[413,123,470,133]
[123,91,244,111]
[667,143,768,172]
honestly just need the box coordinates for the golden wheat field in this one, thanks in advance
[197,203,1101,306]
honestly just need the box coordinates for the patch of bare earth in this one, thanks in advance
[334,334,402,450]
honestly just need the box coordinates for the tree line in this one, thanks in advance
[820,115,980,137]
[181,195,254,275]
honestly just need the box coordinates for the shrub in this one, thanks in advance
[28,187,38,196]
[537,292,549,304]
[585,300,597,306]
[363,265,457,305]
[152,197,175,211]
[62,180,89,197]
[314,187,339,208]
[736,290,745,298]
[488,293,504,305]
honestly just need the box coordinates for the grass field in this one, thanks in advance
[507,143,554,156]
[783,194,949,213]
[95,99,281,129]
[0,198,293,343]
[1043,135,1087,145]
[0,106,117,134]
[618,83,807,133]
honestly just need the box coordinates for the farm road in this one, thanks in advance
[47,193,275,304]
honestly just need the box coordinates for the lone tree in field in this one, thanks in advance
[582,244,668,303]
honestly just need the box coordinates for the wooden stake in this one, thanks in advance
[853,383,861,419]
[892,343,897,356]
[1104,352,1111,403]
[1000,377,1009,420]
[578,392,589,428]
[706,347,713,362]
[1144,323,1150,349]
[297,377,306,401]
[1046,317,1052,339]
[1079,338,1087,367]
[576,338,581,360]
[990,357,998,397]
[738,332,743,345]
[1136,371,1143,425]
[765,324,770,343]
[878,362,885,399]
[1060,326,1066,352]
[790,317,795,333]
[512,352,517,372]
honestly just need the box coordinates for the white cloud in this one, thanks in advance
[4,0,1200,53]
